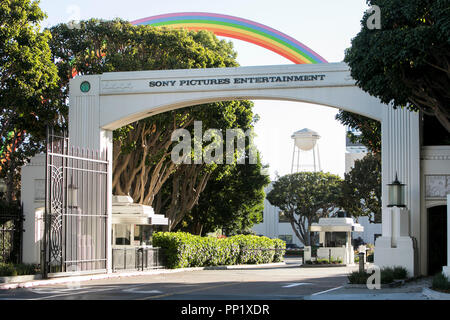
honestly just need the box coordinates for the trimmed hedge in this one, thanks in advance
[0,263,39,277]
[152,232,286,269]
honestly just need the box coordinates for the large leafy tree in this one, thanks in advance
[335,111,381,154]
[339,153,381,223]
[335,111,381,224]
[266,172,343,246]
[345,0,450,132]
[49,19,264,230]
[178,153,270,236]
[0,0,59,203]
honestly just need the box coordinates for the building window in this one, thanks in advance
[278,211,290,223]
[324,232,347,247]
[279,235,293,244]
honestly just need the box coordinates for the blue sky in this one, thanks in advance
[39,0,371,179]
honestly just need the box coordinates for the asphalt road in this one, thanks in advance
[0,259,358,300]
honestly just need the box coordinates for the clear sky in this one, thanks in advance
[39,0,370,179]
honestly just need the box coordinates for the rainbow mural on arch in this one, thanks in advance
[131,12,327,65]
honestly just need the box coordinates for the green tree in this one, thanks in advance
[345,0,450,132]
[0,0,59,203]
[339,153,381,223]
[335,111,381,154]
[178,153,270,236]
[266,172,343,246]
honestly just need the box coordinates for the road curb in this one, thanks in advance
[204,262,287,270]
[0,274,42,284]
[0,262,289,290]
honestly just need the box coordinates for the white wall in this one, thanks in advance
[21,154,46,264]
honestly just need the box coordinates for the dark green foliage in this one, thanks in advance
[339,153,381,223]
[266,172,343,245]
[348,270,371,284]
[432,272,450,292]
[345,0,450,132]
[0,0,60,203]
[335,111,381,154]
[152,232,285,269]
[272,238,286,262]
[0,263,39,277]
[380,267,395,284]
[392,266,408,279]
[348,266,408,284]
[181,154,270,236]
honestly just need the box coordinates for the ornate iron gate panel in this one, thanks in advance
[43,128,108,276]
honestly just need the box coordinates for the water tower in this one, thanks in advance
[291,128,321,173]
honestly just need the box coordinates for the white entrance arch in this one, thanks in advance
[68,62,421,275]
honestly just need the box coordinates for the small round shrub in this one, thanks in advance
[348,271,370,284]
[432,272,450,292]
[392,266,408,279]
[380,267,395,284]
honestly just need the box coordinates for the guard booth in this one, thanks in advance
[111,195,168,271]
[310,214,364,265]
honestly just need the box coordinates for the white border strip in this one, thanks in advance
[311,285,344,296]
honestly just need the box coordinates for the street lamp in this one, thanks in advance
[387,173,406,207]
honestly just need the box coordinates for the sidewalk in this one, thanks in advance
[306,276,445,300]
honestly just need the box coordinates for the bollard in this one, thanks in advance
[358,252,365,273]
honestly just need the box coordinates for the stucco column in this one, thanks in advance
[375,107,420,276]
[443,194,450,278]
[69,75,113,273]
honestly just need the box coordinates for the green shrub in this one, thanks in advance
[367,254,374,263]
[229,235,275,265]
[0,263,39,277]
[392,266,408,279]
[152,232,282,269]
[380,267,395,284]
[272,238,286,262]
[432,272,450,292]
[348,270,370,284]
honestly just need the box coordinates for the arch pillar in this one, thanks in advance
[375,107,421,276]
[69,75,113,273]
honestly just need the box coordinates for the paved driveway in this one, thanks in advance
[0,259,358,300]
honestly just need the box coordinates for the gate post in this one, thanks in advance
[69,75,113,273]
[375,107,420,277]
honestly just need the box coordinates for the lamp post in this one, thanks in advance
[387,173,406,208]
[387,173,407,248]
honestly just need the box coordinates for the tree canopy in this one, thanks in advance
[266,172,343,246]
[339,153,381,223]
[335,111,381,154]
[0,0,59,202]
[179,153,270,236]
[345,0,450,132]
